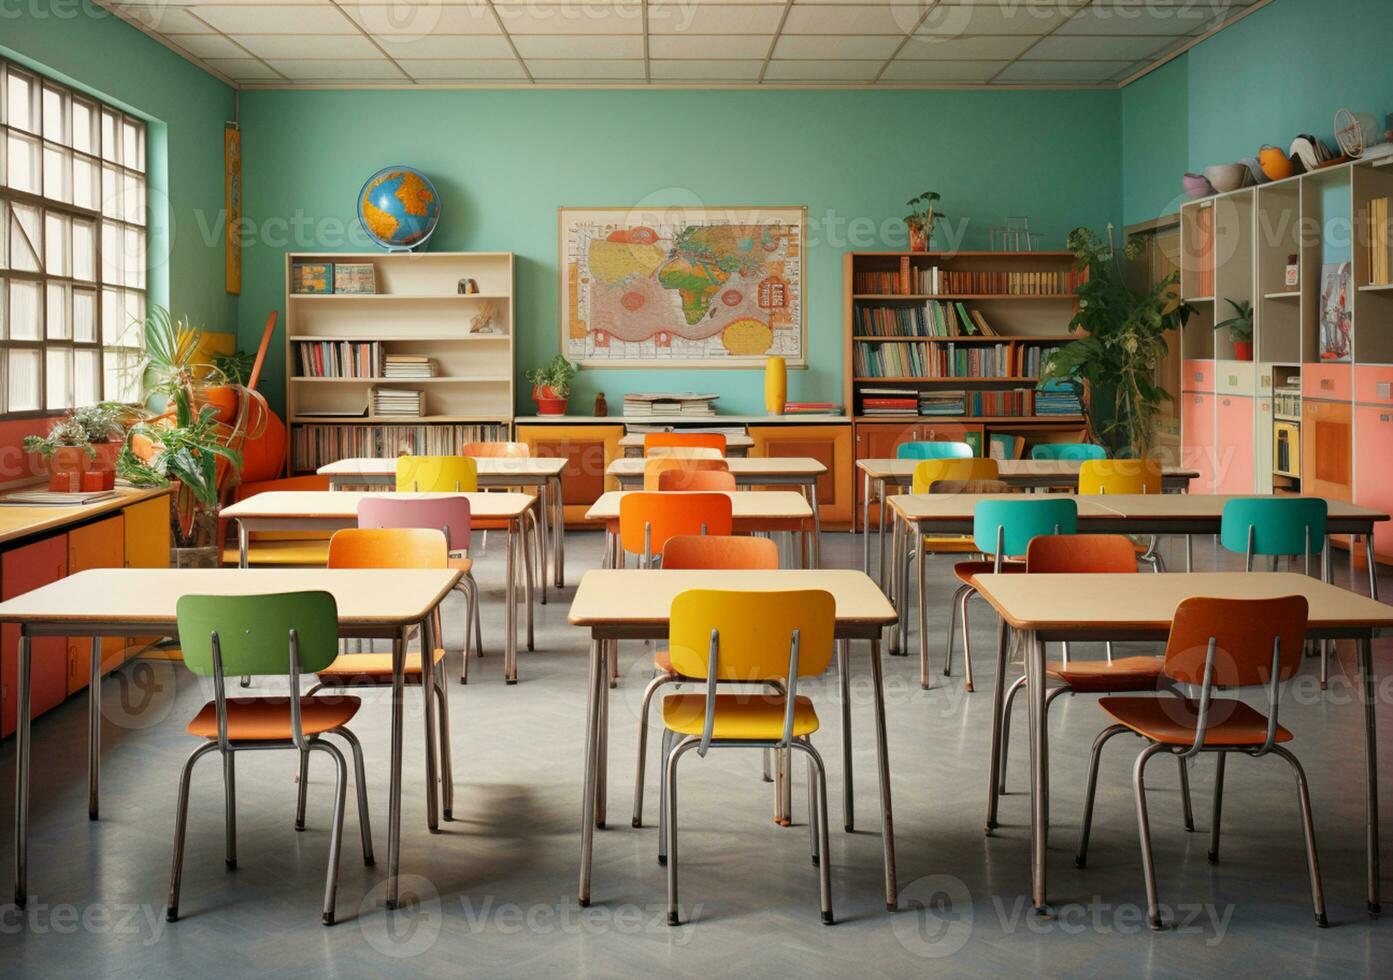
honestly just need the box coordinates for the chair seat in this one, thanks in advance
[1098,695,1293,747]
[1048,656,1164,693]
[316,647,445,685]
[187,695,361,740]
[922,536,983,554]
[953,559,1025,584]
[448,555,474,573]
[220,539,331,566]
[663,693,819,740]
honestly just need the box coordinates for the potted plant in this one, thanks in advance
[904,192,945,252]
[1042,226,1192,457]
[72,403,126,476]
[1214,299,1254,361]
[23,415,97,491]
[525,354,578,415]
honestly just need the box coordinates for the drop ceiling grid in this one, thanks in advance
[94,0,1273,89]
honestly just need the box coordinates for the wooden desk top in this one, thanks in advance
[223,491,536,521]
[972,572,1393,634]
[619,433,754,448]
[888,493,1121,522]
[317,457,566,478]
[569,569,896,628]
[1089,493,1389,524]
[0,486,170,547]
[585,490,813,521]
[0,567,461,628]
[856,458,1199,481]
[607,456,828,478]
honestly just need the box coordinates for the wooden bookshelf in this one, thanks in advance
[284,251,514,473]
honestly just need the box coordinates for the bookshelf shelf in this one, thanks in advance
[853,415,1084,424]
[851,293,1077,301]
[1263,291,1301,299]
[288,334,509,343]
[291,376,510,384]
[853,376,1041,383]
[851,335,1072,343]
[1357,282,1393,292]
[288,293,510,302]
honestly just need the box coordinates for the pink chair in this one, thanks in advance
[357,496,483,683]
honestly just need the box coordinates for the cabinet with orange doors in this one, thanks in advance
[517,423,624,527]
[748,423,854,530]
[1353,366,1393,564]
[1213,361,1255,495]
[2,535,68,738]
[1180,358,1216,494]
[66,516,127,695]
[122,494,172,656]
[853,420,984,531]
[1302,364,1354,505]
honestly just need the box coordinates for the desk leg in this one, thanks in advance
[578,637,603,906]
[877,479,888,590]
[386,630,406,909]
[1185,534,1193,573]
[810,479,822,569]
[1026,628,1048,914]
[88,636,101,820]
[13,633,31,906]
[553,476,566,589]
[862,472,871,571]
[869,638,897,909]
[537,482,550,598]
[839,639,853,833]
[505,523,518,684]
[1367,534,1379,600]
[917,535,929,686]
[985,620,1010,831]
[597,640,610,827]
[238,521,250,569]
[523,516,535,652]
[421,615,440,833]
[1360,635,1382,916]
[887,513,901,654]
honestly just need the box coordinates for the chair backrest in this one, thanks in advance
[929,479,1012,495]
[618,492,734,558]
[642,456,729,491]
[659,468,738,492]
[327,527,449,569]
[1077,458,1162,495]
[396,455,478,492]
[973,497,1078,557]
[1220,497,1327,557]
[1031,442,1106,462]
[668,589,835,682]
[644,432,726,456]
[661,534,779,570]
[460,441,529,458]
[177,591,339,676]
[357,495,472,552]
[1026,534,1138,573]
[898,440,974,461]
[645,446,724,460]
[1163,595,1309,687]
[911,457,999,494]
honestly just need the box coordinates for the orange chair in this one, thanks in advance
[305,528,456,824]
[644,432,726,456]
[618,492,734,566]
[460,441,529,458]
[632,535,782,830]
[459,441,544,600]
[1075,595,1323,930]
[642,456,729,491]
[659,468,737,492]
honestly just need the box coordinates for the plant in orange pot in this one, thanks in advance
[525,354,578,416]
[23,415,96,492]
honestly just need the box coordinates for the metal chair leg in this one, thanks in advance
[332,727,375,865]
[807,745,819,865]
[1271,745,1328,927]
[633,672,677,828]
[1076,724,1130,868]
[1208,752,1226,864]
[658,727,676,863]
[1178,753,1194,832]
[309,740,349,926]
[295,748,310,831]
[1133,742,1171,930]
[434,652,455,821]
[665,736,700,926]
[166,742,218,922]
[940,583,967,689]
[956,587,976,691]
[998,675,1027,795]
[223,749,237,869]
[794,739,834,924]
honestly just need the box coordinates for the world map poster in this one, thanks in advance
[560,206,805,367]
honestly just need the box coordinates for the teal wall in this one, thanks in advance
[3,2,237,332]
[1122,0,1393,225]
[1121,57,1188,227]
[236,89,1121,416]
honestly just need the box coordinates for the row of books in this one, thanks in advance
[623,392,719,417]
[853,259,1085,296]
[296,341,383,379]
[1369,197,1392,286]
[290,261,378,295]
[854,300,997,337]
[914,389,1040,417]
[371,387,425,417]
[1188,205,1216,297]
[1034,381,1084,415]
[382,354,437,379]
[291,423,509,473]
[854,341,1064,379]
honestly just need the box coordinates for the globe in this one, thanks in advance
[357,166,441,251]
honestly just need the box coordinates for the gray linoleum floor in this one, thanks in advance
[3,529,1393,978]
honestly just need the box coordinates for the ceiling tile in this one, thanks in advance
[162,33,251,60]
[265,58,410,80]
[773,35,903,59]
[512,35,645,58]
[1024,34,1177,61]
[763,59,881,81]
[1060,0,1242,36]
[649,59,764,80]
[497,3,644,34]
[648,3,786,34]
[192,5,360,34]
[782,5,917,35]
[995,59,1134,83]
[880,59,1008,82]
[898,33,1036,59]
[232,35,384,59]
[374,35,515,59]
[525,59,646,79]
[648,34,774,58]
[399,59,529,80]
[202,58,286,81]
[106,5,217,33]
[340,3,502,36]
[917,2,1072,37]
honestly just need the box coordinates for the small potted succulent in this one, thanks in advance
[525,354,578,416]
[1214,299,1254,361]
[904,191,946,252]
[23,404,127,491]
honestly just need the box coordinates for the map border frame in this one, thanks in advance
[557,204,807,369]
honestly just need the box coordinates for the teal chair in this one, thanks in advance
[938,498,1079,691]
[898,441,974,460]
[168,591,373,926]
[1031,442,1106,461]
[1220,497,1331,686]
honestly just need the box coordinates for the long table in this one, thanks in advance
[221,491,538,683]
[316,456,567,589]
[971,571,1393,917]
[567,568,899,910]
[0,567,461,910]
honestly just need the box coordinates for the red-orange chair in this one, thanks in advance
[658,468,737,492]
[642,456,729,491]
[618,492,733,566]
[631,535,781,828]
[644,432,727,456]
[460,441,529,458]
[1076,595,1322,930]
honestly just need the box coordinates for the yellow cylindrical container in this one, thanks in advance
[764,355,787,415]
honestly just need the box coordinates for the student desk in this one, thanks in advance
[970,571,1393,917]
[618,432,754,457]
[567,568,898,910]
[222,491,537,682]
[0,566,460,910]
[316,456,569,589]
[585,490,817,568]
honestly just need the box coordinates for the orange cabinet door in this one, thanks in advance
[1,534,69,737]
[1354,405,1393,563]
[748,424,853,530]
[67,515,126,695]
[855,422,920,532]
[1214,395,1255,495]
[1180,391,1215,493]
[123,495,170,657]
[518,424,624,526]
[1303,398,1353,503]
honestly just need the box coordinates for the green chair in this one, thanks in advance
[168,591,373,926]
[1031,442,1106,461]
[897,441,974,460]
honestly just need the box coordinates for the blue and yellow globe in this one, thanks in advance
[357,166,441,251]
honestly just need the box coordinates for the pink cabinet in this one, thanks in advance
[1181,390,1216,493]
[1,535,69,738]
[1214,395,1255,495]
[1354,405,1393,564]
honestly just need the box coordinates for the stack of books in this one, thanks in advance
[370,387,426,418]
[1033,380,1083,416]
[1369,196,1391,286]
[623,393,719,417]
[860,387,918,417]
[853,300,994,338]
[782,402,842,415]
[919,390,966,417]
[296,340,381,378]
[382,354,436,379]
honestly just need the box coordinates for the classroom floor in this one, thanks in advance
[2,530,1392,978]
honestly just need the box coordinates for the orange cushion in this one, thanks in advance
[1048,656,1164,693]
[953,559,1025,584]
[1098,695,1293,747]
[448,555,473,573]
[316,648,445,684]
[187,695,360,740]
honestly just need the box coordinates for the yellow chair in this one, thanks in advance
[395,455,478,492]
[1077,458,1165,571]
[659,589,837,926]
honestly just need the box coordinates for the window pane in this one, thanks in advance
[122,170,142,223]
[44,212,69,276]
[42,85,65,143]
[101,222,119,283]
[10,204,42,272]
[101,164,119,218]
[72,219,94,281]
[122,119,141,172]
[125,226,144,287]
[73,155,97,210]
[75,349,100,406]
[104,348,140,403]
[0,201,7,270]
[101,108,118,162]
[123,288,144,330]
[46,283,69,338]
[7,68,35,133]
[73,287,95,341]
[72,98,95,154]
[42,145,70,202]
[9,349,40,412]
[0,276,6,338]
[45,347,71,410]
[6,132,41,193]
[10,279,40,339]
